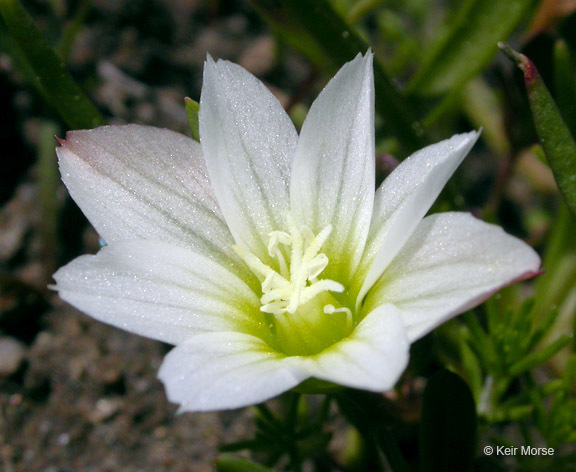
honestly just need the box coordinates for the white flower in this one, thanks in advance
[53,52,540,412]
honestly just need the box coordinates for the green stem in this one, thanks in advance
[285,393,302,472]
[38,120,60,276]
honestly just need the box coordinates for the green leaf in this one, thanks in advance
[500,43,576,217]
[418,370,477,472]
[185,97,200,142]
[56,0,91,61]
[346,0,385,24]
[461,78,510,156]
[0,15,37,86]
[553,39,576,136]
[458,328,483,401]
[249,0,426,153]
[508,336,572,376]
[409,0,539,95]
[214,454,276,472]
[0,0,104,129]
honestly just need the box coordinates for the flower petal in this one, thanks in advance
[199,56,298,260]
[292,304,409,391]
[290,52,375,281]
[53,240,264,345]
[57,125,237,266]
[356,131,480,302]
[364,212,541,342]
[158,332,308,412]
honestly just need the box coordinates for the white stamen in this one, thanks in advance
[323,304,353,329]
[267,231,291,277]
[307,253,329,281]
[234,223,345,316]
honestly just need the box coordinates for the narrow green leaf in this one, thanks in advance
[461,78,510,156]
[553,39,576,136]
[0,15,38,87]
[249,0,426,153]
[463,313,499,370]
[529,306,560,349]
[214,454,276,472]
[218,440,263,453]
[56,0,91,61]
[0,0,104,129]
[346,0,385,24]
[248,0,328,68]
[500,43,576,217]
[531,255,576,337]
[418,371,477,472]
[496,402,534,421]
[409,0,539,95]
[562,356,576,391]
[184,97,200,142]
[458,331,484,403]
[508,336,572,376]
[541,202,576,271]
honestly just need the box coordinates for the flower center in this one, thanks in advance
[234,222,348,318]
[234,219,354,356]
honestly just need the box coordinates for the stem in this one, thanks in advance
[285,393,302,472]
[38,121,60,278]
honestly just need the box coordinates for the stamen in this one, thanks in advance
[234,222,345,317]
[323,304,353,329]
[267,231,291,277]
[233,245,278,283]
[299,280,344,306]
[304,225,332,260]
[307,253,329,281]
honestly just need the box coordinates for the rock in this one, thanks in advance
[0,336,26,376]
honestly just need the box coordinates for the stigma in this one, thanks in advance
[234,221,345,316]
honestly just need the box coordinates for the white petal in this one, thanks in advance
[57,125,236,266]
[199,57,298,260]
[53,240,263,345]
[158,332,308,412]
[291,304,409,391]
[290,53,375,281]
[356,132,480,302]
[364,212,541,341]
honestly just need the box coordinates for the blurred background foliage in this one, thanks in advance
[0,0,575,471]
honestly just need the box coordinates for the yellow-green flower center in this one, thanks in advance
[234,221,353,355]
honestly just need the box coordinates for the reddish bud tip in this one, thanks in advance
[498,42,540,84]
